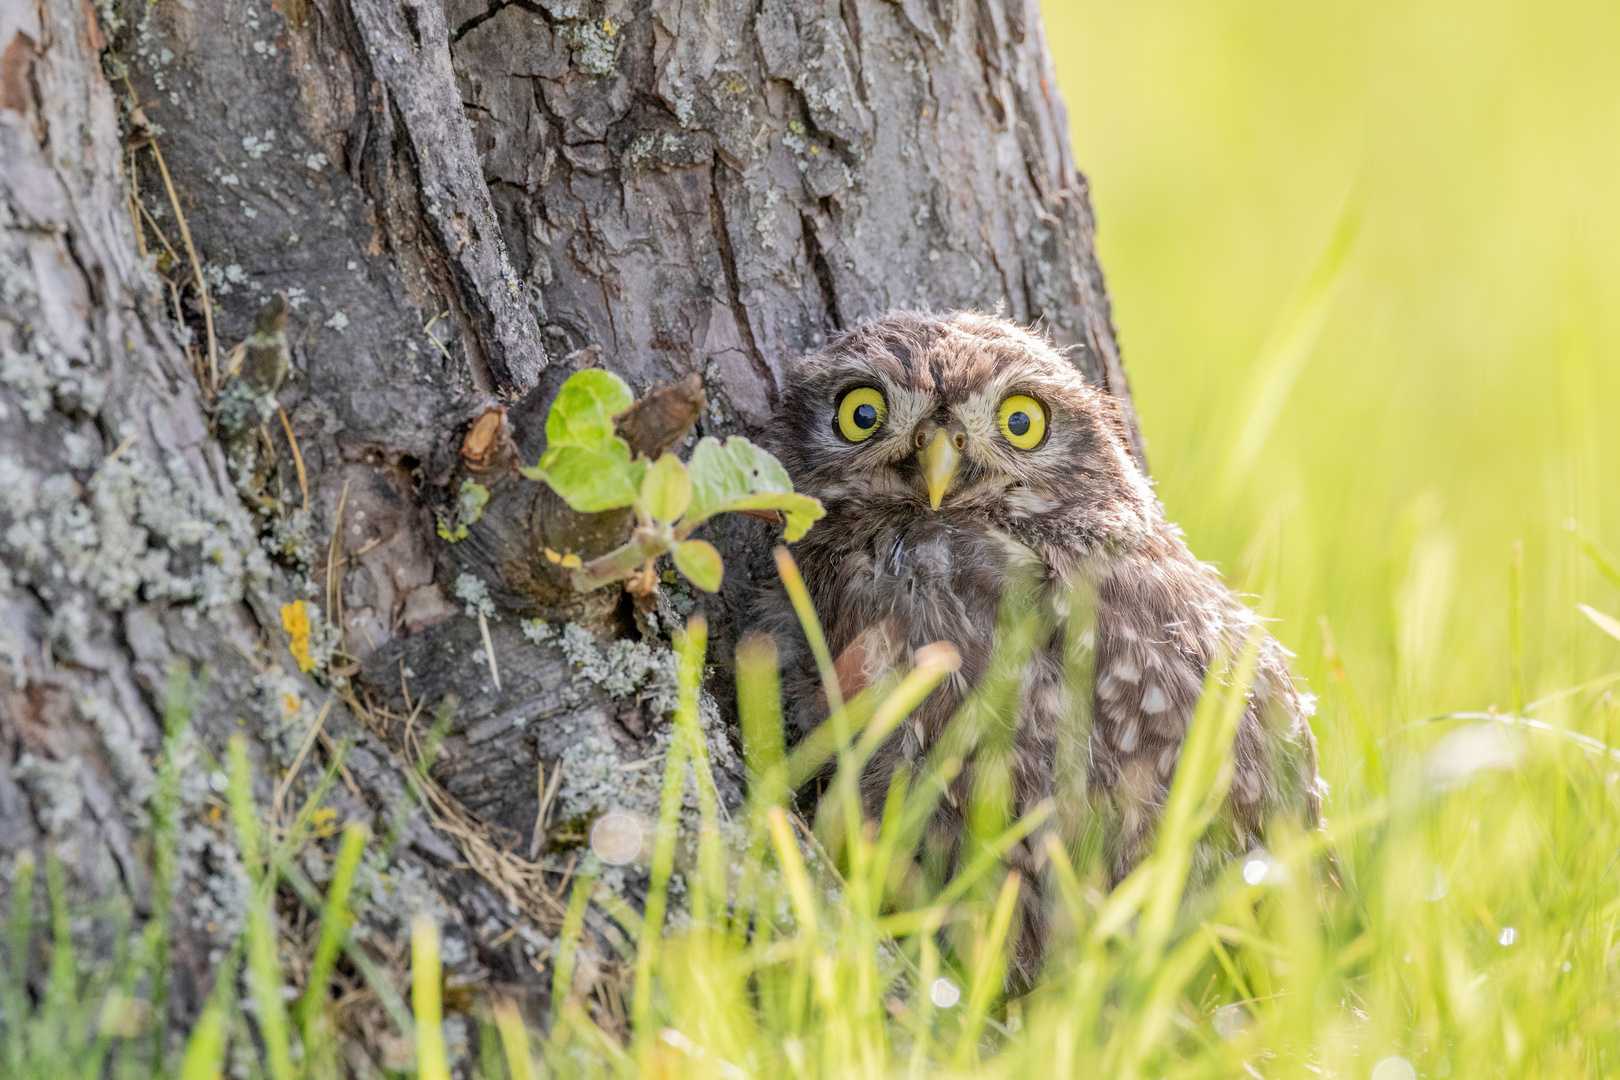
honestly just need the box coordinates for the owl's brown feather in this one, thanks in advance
[754,311,1324,983]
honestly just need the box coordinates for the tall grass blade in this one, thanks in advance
[3,849,34,1074]
[295,821,369,1034]
[176,1001,228,1080]
[148,662,200,1076]
[412,916,451,1080]
[492,997,538,1080]
[551,865,598,1022]
[951,870,1022,1069]
[671,617,724,924]
[1220,175,1365,491]
[633,669,692,1037]
[736,633,787,807]
[227,736,295,1080]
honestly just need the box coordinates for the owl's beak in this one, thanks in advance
[920,428,961,510]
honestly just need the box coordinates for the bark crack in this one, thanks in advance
[709,158,774,398]
[800,210,843,333]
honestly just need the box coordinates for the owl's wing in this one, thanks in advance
[1090,539,1323,880]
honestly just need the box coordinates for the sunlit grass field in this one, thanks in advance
[8,3,1620,1078]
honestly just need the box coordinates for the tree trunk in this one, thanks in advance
[0,0,1138,1055]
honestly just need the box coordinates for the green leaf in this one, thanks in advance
[520,370,644,512]
[683,436,826,542]
[531,443,647,513]
[673,540,724,592]
[544,369,635,450]
[642,453,692,524]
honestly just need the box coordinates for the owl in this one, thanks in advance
[755,310,1323,983]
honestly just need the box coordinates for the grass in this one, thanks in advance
[7,544,1619,1076]
[7,1,1620,1075]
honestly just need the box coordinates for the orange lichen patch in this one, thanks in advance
[461,406,508,470]
[281,599,317,672]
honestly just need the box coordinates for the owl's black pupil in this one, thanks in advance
[852,403,878,429]
[1007,411,1031,437]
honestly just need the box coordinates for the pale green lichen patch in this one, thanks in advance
[0,443,268,637]
[12,753,84,833]
[264,507,318,575]
[526,619,680,712]
[436,480,489,542]
[562,17,620,76]
[251,666,324,767]
[454,572,496,619]
[555,733,662,822]
[216,377,278,436]
[352,856,466,965]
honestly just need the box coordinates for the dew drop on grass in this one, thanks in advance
[1423,868,1448,901]
[929,978,960,1008]
[1371,1056,1417,1080]
[1242,858,1269,885]
[1499,926,1517,946]
[1214,1004,1247,1039]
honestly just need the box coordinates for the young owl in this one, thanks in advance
[755,310,1324,981]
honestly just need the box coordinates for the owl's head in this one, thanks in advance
[774,311,1156,546]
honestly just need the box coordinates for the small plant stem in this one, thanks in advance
[571,529,669,592]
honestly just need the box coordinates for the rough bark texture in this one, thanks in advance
[0,0,1138,1056]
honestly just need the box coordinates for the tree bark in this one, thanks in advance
[0,0,1138,1054]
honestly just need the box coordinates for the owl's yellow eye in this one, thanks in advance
[997,395,1046,449]
[837,387,887,442]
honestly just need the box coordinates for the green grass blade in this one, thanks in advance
[412,916,451,1080]
[633,639,696,1040]
[736,633,787,808]
[175,1001,228,1080]
[491,997,538,1080]
[295,821,368,1035]
[951,870,1022,1069]
[550,864,598,1023]
[1219,173,1365,491]
[3,848,35,1073]
[44,855,78,1059]
[227,736,295,1080]
[149,663,202,1076]
[276,855,415,1040]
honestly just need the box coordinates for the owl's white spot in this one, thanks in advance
[1097,673,1122,701]
[1111,659,1140,683]
[1118,717,1139,752]
[1036,680,1066,717]
[1233,768,1261,804]
[1005,488,1058,516]
[1140,685,1169,714]
[1158,745,1178,775]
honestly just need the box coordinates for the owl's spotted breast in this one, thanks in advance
[790,502,1042,736]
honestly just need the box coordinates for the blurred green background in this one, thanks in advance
[1044,0,1620,777]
